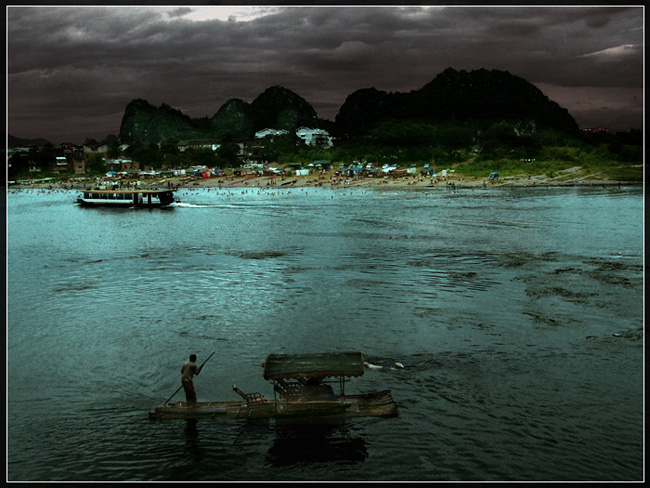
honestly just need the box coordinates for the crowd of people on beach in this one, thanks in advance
[8,164,626,194]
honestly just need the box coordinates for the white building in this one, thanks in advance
[178,141,221,152]
[55,156,68,171]
[295,127,333,147]
[255,128,289,139]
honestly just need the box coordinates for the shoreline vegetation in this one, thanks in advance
[8,165,642,192]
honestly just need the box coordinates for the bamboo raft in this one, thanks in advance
[149,352,398,421]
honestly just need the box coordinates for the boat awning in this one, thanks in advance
[262,352,365,380]
[84,189,168,194]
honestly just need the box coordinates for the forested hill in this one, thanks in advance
[335,68,579,139]
[118,68,580,144]
[118,86,323,144]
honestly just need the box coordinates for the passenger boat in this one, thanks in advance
[76,189,175,208]
[149,352,398,420]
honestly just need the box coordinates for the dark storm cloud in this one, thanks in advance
[167,7,193,19]
[7,5,643,143]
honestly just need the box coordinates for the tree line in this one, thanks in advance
[8,122,642,181]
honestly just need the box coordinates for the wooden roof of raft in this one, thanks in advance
[262,352,365,380]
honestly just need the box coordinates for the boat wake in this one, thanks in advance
[174,202,263,209]
[174,202,208,208]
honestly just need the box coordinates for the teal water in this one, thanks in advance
[6,185,644,481]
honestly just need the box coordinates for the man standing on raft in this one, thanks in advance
[181,354,204,407]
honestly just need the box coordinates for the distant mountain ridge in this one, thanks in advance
[335,68,579,138]
[118,86,325,144]
[11,68,579,146]
[8,133,118,148]
[8,134,53,147]
[118,68,580,144]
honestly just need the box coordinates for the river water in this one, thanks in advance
[6,185,644,481]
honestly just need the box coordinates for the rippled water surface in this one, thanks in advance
[7,186,644,481]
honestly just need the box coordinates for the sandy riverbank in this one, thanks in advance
[182,171,625,190]
[9,166,637,191]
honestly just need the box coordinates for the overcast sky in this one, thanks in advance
[7,5,644,144]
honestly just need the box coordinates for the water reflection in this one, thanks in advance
[266,423,368,466]
[183,419,203,460]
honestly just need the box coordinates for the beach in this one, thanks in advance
[9,165,634,192]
